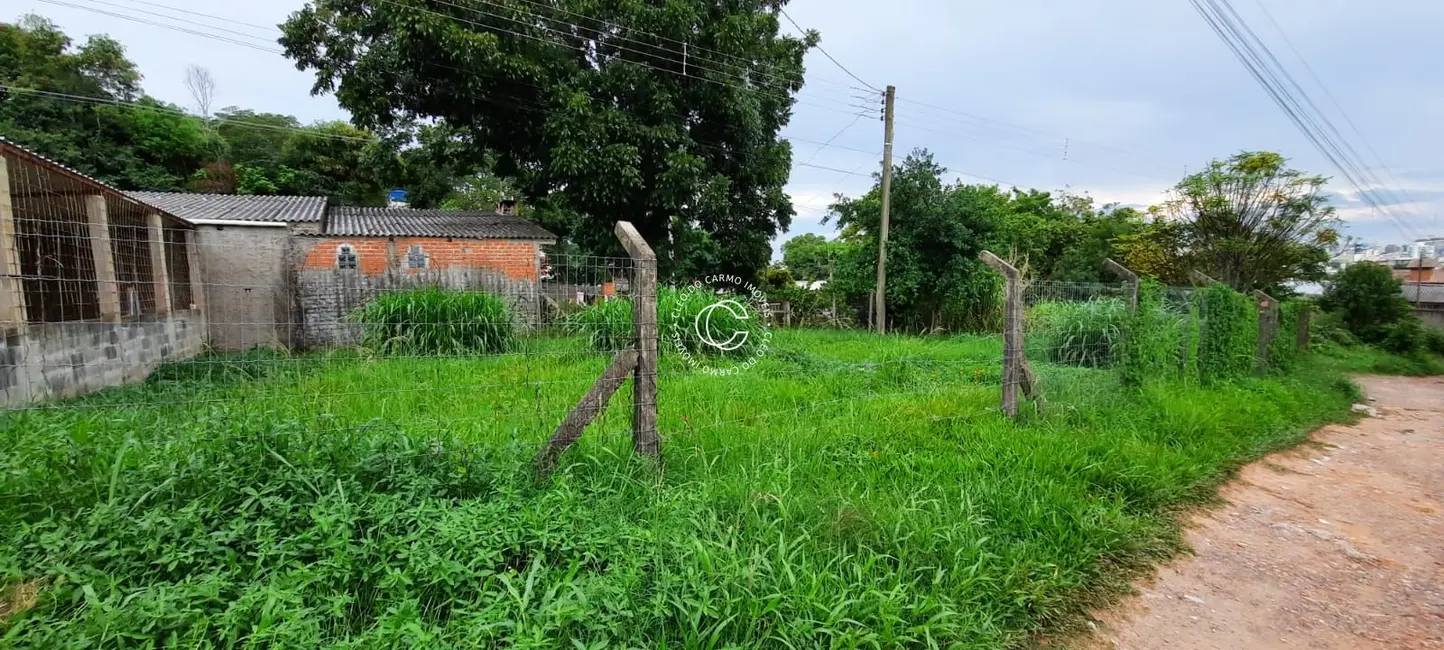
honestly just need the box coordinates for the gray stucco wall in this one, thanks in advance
[296,268,540,348]
[1418,306,1444,329]
[0,311,206,406]
[195,223,294,350]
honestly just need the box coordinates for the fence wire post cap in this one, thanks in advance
[614,221,655,261]
[1102,258,1138,281]
[978,250,1018,277]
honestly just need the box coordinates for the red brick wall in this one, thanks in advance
[299,237,540,280]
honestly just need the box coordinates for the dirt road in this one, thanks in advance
[1086,375,1444,650]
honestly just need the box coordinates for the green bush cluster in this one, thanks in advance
[564,286,768,358]
[350,289,516,355]
[1268,301,1307,371]
[1119,281,1190,385]
[1194,284,1258,382]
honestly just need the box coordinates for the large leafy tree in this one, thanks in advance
[1319,262,1414,344]
[279,0,815,279]
[829,151,1004,330]
[1,16,208,189]
[1159,151,1338,291]
[781,233,846,281]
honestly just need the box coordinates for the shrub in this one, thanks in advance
[565,287,767,357]
[1426,327,1444,357]
[1312,311,1360,348]
[1319,263,1413,344]
[1028,298,1127,367]
[1269,301,1308,371]
[1379,316,1426,355]
[350,289,515,355]
[1194,284,1257,382]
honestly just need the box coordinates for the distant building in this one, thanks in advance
[122,192,555,350]
[1403,282,1444,329]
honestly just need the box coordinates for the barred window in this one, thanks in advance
[337,244,358,270]
[406,244,428,269]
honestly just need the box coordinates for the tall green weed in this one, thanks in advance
[350,289,516,355]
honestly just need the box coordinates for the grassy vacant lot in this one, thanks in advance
[0,329,1360,648]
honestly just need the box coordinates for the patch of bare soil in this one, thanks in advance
[1083,375,1444,650]
[0,579,41,621]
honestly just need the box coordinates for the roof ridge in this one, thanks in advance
[127,191,326,200]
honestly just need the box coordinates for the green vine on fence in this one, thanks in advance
[1194,284,1258,382]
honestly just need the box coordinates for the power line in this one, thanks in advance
[496,0,860,93]
[1190,0,1420,241]
[1249,0,1434,234]
[777,8,881,93]
[376,0,808,104]
[99,0,275,32]
[98,0,1139,189]
[49,0,867,125]
[36,0,283,53]
[60,0,278,44]
[801,113,869,166]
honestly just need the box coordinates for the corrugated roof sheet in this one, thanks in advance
[325,207,556,241]
[126,192,327,223]
[1402,283,1444,304]
[1,137,191,228]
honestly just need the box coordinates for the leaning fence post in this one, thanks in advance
[1296,305,1311,353]
[614,221,659,457]
[980,250,1023,418]
[1189,270,1221,287]
[1253,290,1278,372]
[1101,258,1140,313]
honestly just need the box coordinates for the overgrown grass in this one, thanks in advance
[0,329,1363,648]
[350,289,516,355]
[1027,298,1127,367]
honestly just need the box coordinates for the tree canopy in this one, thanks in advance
[1,16,391,205]
[1149,151,1338,292]
[280,0,816,279]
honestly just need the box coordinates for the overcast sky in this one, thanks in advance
[15,0,1444,252]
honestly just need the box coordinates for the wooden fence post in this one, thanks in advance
[1296,305,1311,353]
[1189,270,1221,287]
[534,350,639,476]
[614,221,659,457]
[980,250,1024,417]
[1101,258,1140,312]
[1253,290,1278,372]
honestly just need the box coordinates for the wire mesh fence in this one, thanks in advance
[1,151,1334,646]
[1,143,1312,501]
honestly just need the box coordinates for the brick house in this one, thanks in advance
[127,192,556,349]
[294,205,555,347]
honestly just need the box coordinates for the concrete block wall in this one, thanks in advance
[0,311,206,406]
[194,223,295,350]
[291,237,544,349]
[295,267,540,348]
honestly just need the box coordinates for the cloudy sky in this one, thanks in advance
[15,0,1444,252]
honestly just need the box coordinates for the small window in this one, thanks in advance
[336,244,358,270]
[406,244,429,269]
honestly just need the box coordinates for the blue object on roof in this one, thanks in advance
[388,189,408,202]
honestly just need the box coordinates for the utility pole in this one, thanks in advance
[874,85,896,335]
